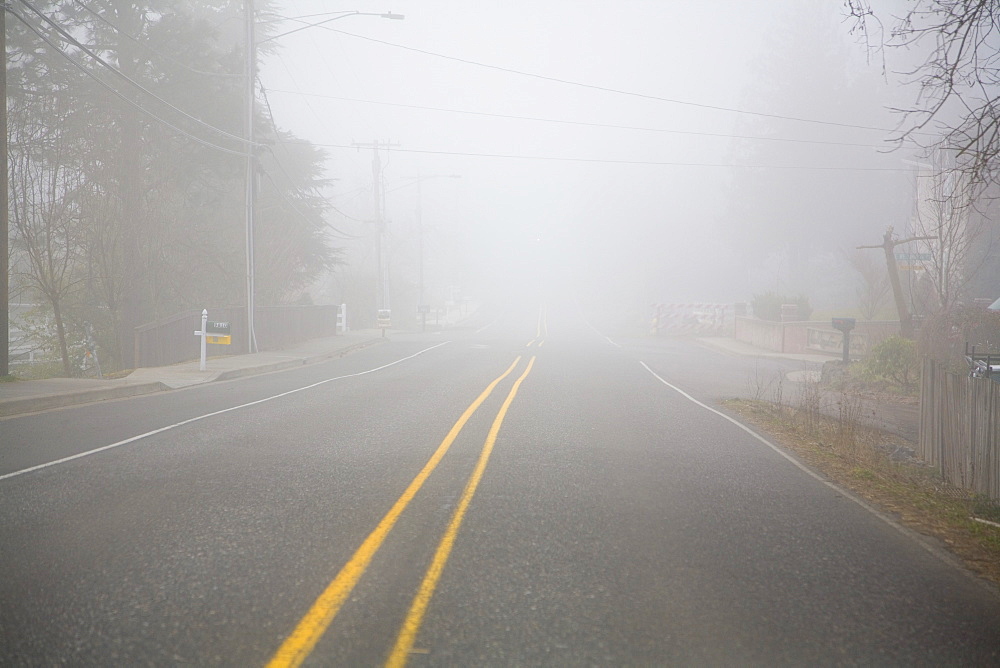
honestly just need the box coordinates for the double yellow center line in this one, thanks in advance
[267,355,537,667]
[527,304,549,348]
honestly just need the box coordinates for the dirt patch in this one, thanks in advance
[723,398,1000,587]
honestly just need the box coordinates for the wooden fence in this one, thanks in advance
[919,358,1000,499]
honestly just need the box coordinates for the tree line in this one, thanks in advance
[7,0,340,375]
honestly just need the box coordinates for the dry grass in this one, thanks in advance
[724,395,1000,586]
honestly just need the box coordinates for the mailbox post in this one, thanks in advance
[194,310,232,371]
[832,317,856,364]
[194,309,209,371]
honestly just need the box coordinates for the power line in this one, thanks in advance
[6,5,248,156]
[258,84,367,236]
[294,140,912,171]
[259,167,365,240]
[267,88,886,149]
[322,27,898,134]
[19,0,256,147]
[71,0,242,79]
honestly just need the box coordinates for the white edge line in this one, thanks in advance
[474,318,498,334]
[0,342,452,483]
[583,318,621,348]
[972,517,1000,529]
[638,360,996,589]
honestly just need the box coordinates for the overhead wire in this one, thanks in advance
[259,84,368,237]
[286,140,913,171]
[18,0,257,147]
[266,88,888,149]
[5,5,248,157]
[71,0,242,79]
[258,168,365,240]
[320,27,902,134]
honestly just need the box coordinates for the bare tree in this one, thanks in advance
[846,1,1000,194]
[847,248,891,320]
[909,159,986,313]
[8,95,84,376]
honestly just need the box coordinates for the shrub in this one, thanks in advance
[858,335,919,390]
[751,292,813,321]
[917,306,1000,371]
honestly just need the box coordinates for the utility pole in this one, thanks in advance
[1,4,8,376]
[416,174,424,331]
[244,0,257,353]
[858,226,934,338]
[353,140,398,327]
[405,173,460,332]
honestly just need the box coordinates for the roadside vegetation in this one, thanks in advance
[728,363,1000,586]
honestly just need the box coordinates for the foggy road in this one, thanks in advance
[2,303,999,666]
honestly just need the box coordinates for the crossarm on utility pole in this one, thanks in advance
[858,227,935,339]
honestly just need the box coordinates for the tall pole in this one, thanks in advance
[858,226,934,339]
[353,140,399,326]
[1,4,8,376]
[244,0,257,353]
[372,143,383,313]
[417,174,425,332]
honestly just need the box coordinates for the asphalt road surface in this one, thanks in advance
[2,301,999,666]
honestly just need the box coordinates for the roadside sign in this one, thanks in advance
[417,304,431,314]
[894,252,932,262]
[377,309,392,328]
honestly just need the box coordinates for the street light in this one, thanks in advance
[244,6,404,352]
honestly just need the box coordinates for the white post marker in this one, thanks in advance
[194,309,208,371]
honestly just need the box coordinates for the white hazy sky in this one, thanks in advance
[257,0,917,315]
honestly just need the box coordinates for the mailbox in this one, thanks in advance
[206,320,231,345]
[832,317,856,333]
[831,317,856,364]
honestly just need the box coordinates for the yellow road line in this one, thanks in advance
[526,339,535,348]
[266,357,523,668]
[386,356,537,667]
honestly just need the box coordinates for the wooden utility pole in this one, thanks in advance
[1,5,8,376]
[245,0,257,353]
[352,140,399,325]
[858,226,934,338]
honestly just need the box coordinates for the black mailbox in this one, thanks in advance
[831,317,856,364]
[832,317,856,333]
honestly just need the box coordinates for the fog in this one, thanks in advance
[259,0,921,327]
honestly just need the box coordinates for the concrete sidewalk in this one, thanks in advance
[0,330,385,418]
[694,336,836,365]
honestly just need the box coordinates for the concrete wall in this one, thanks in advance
[735,317,900,355]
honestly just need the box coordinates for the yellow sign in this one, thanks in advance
[207,335,231,345]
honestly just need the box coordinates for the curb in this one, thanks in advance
[0,337,386,418]
[0,382,170,418]
[301,338,385,364]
